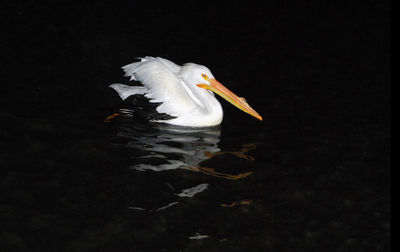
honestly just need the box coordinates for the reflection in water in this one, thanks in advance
[129,202,180,212]
[176,183,209,197]
[113,116,256,180]
[109,111,258,216]
[220,199,254,208]
[189,233,210,240]
[106,111,260,241]
[120,123,222,172]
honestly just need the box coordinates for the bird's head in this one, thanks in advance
[181,64,263,121]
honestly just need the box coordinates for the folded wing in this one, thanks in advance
[113,57,198,117]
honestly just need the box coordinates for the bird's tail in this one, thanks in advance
[109,84,147,100]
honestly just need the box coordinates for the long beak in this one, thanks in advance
[197,78,263,121]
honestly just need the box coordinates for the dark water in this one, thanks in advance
[1,1,390,251]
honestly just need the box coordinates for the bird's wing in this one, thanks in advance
[109,84,146,100]
[122,57,198,117]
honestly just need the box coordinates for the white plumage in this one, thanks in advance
[110,57,262,127]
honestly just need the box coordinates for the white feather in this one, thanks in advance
[122,57,198,117]
[110,57,224,127]
[109,84,146,100]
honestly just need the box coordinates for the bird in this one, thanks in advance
[109,56,262,127]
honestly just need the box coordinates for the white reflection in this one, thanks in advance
[111,112,256,181]
[109,112,257,214]
[176,183,209,198]
[116,122,221,172]
[189,233,210,240]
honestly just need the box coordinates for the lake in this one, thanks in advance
[1,1,390,251]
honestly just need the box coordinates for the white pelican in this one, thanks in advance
[109,57,262,127]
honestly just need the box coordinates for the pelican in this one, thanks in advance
[109,57,262,127]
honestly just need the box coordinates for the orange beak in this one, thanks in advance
[197,75,263,121]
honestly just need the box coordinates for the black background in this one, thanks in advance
[1,1,390,251]
[2,1,390,117]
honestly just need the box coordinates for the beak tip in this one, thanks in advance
[253,113,263,121]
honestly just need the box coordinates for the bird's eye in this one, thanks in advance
[201,74,209,80]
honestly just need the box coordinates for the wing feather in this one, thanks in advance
[122,57,198,117]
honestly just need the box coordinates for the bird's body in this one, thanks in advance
[110,57,262,127]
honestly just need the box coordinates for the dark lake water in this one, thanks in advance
[1,1,390,251]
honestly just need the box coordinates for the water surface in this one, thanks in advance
[1,1,390,251]
[0,99,390,251]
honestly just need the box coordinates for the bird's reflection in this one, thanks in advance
[108,110,257,214]
[113,114,254,180]
[123,123,222,172]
